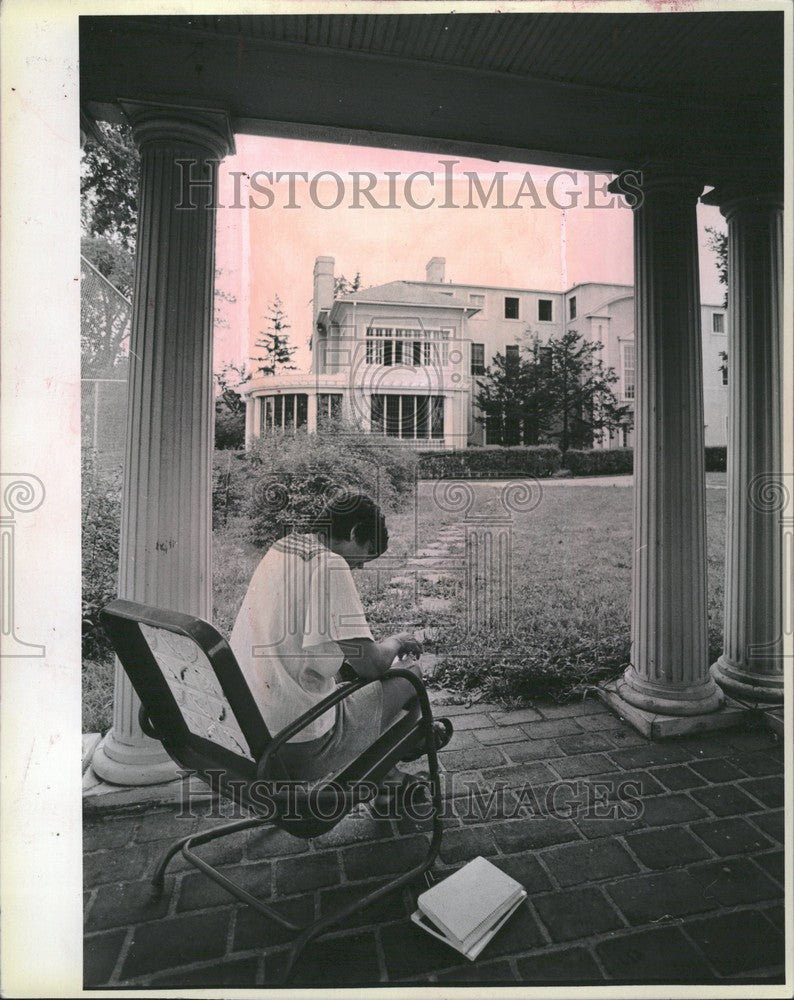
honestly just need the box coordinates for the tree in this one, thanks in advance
[705,226,728,308]
[334,272,362,298]
[80,236,134,377]
[81,122,140,252]
[544,330,632,452]
[213,362,249,449]
[475,330,631,451]
[474,336,555,446]
[251,295,297,377]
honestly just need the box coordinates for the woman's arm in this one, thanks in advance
[337,632,422,679]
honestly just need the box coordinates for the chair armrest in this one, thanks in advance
[139,703,160,740]
[257,668,436,778]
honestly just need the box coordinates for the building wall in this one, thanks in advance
[248,260,728,452]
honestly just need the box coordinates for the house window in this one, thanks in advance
[505,344,520,367]
[471,343,485,375]
[569,296,577,320]
[370,394,445,440]
[713,313,725,333]
[317,393,343,425]
[258,394,309,434]
[366,327,452,367]
[504,296,519,320]
[622,342,635,401]
[469,293,485,314]
[538,299,552,322]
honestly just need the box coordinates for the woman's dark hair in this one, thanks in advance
[309,490,389,555]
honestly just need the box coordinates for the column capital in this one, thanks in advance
[118,99,235,158]
[701,181,783,220]
[608,163,705,209]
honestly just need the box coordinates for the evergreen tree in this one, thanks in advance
[475,330,631,451]
[474,336,554,446]
[251,295,297,377]
[334,272,362,298]
[544,330,632,452]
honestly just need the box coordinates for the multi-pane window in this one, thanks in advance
[365,327,451,367]
[505,344,520,367]
[504,296,520,320]
[317,393,343,425]
[471,343,485,375]
[622,342,636,401]
[259,394,308,434]
[569,296,577,320]
[370,394,444,440]
[712,313,725,333]
[538,299,553,322]
[469,293,485,314]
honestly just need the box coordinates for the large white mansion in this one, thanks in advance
[243,256,729,451]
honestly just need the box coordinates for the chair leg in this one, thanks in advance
[279,722,446,986]
[150,815,268,900]
[181,824,303,932]
[279,812,443,985]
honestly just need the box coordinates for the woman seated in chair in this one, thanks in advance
[230,489,450,786]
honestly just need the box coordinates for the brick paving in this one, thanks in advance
[84,699,786,988]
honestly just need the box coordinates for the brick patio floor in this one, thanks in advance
[84,696,786,988]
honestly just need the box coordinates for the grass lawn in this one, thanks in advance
[83,480,727,731]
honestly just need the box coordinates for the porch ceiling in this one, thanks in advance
[81,11,783,184]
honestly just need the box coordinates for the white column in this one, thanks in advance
[307,390,318,434]
[92,102,234,785]
[244,394,256,449]
[704,186,784,703]
[615,169,723,716]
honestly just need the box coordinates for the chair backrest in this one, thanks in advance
[100,599,273,781]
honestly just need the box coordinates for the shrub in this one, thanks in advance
[563,448,633,476]
[214,403,246,450]
[417,445,562,479]
[431,599,630,704]
[82,454,122,662]
[247,427,418,550]
[212,449,257,529]
[705,445,727,472]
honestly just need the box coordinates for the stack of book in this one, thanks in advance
[411,856,527,960]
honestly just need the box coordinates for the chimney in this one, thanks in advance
[313,256,335,325]
[426,257,446,284]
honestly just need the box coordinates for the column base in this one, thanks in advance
[615,667,724,716]
[91,729,179,786]
[598,679,746,739]
[710,657,785,705]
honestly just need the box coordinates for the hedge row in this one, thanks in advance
[417,446,562,479]
[418,445,728,478]
[562,448,633,476]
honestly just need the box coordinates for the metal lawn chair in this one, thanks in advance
[99,598,449,984]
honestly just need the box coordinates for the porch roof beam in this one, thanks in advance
[79,18,780,184]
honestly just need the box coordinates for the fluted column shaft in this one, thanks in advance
[92,103,234,785]
[617,171,723,715]
[708,191,784,703]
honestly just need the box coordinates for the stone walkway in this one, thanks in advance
[84,698,785,988]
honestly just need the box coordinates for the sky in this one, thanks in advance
[213,134,726,373]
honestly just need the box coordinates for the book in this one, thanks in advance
[411,856,527,960]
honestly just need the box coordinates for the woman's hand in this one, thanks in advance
[392,631,423,660]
